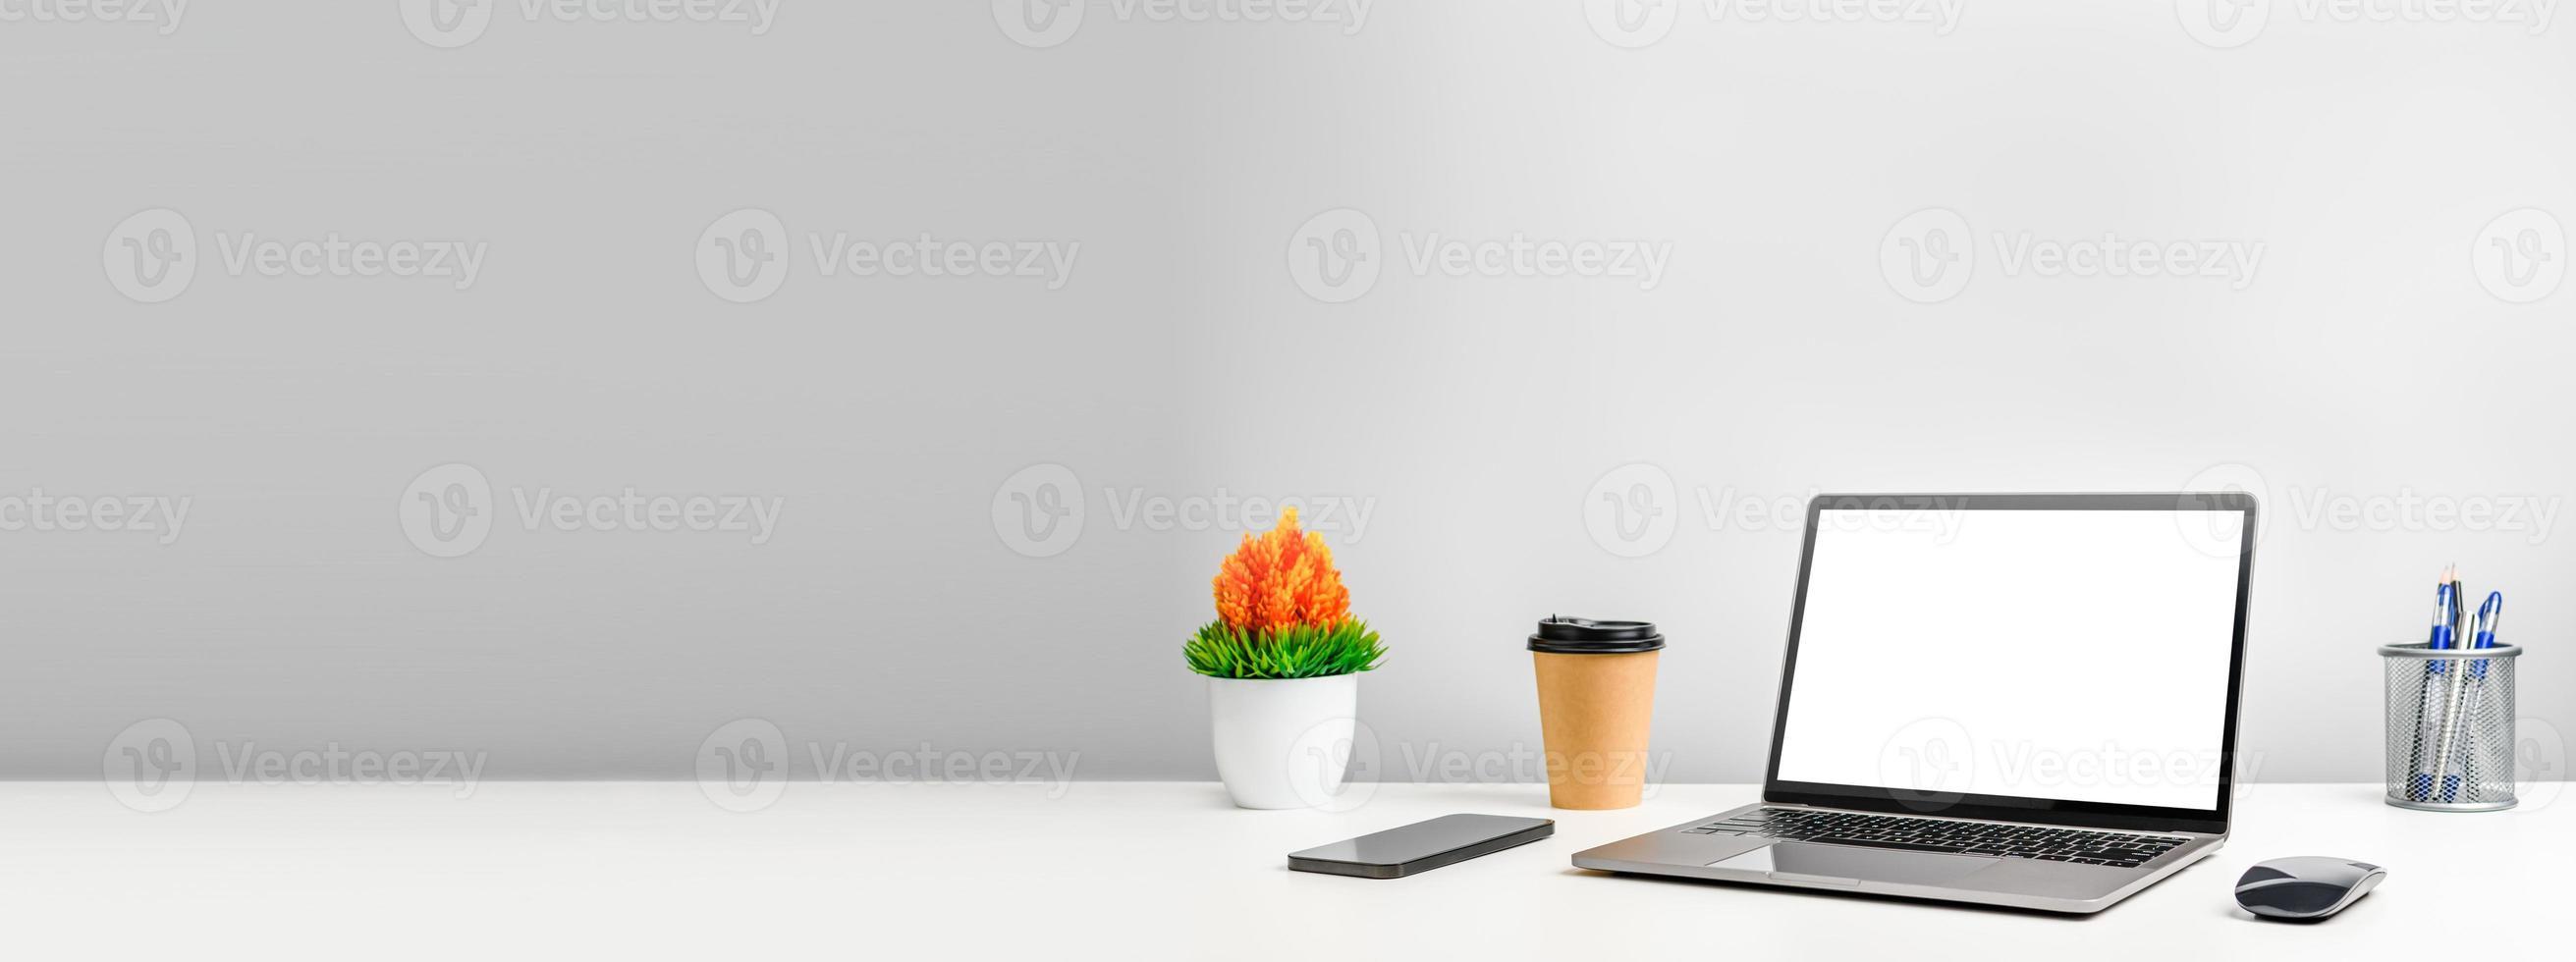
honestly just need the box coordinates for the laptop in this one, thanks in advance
[1573,493,2257,914]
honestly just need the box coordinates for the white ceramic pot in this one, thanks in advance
[1207,673,1359,810]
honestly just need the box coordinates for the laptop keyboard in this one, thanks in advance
[1683,808,2188,868]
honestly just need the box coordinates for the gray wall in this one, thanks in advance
[5,2,2571,785]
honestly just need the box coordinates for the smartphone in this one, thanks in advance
[1287,814,1555,879]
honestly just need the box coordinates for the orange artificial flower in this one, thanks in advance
[1211,506,1352,635]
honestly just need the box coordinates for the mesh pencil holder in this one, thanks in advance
[2383,642,2521,812]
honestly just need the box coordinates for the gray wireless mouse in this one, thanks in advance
[2234,857,2385,921]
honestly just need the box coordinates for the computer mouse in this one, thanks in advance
[2233,857,2385,921]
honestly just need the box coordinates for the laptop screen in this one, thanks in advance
[1772,504,2248,813]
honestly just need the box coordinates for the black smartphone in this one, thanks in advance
[1287,814,1555,879]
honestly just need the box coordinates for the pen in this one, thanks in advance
[2428,579,2483,803]
[2447,592,2504,801]
[2469,591,2501,680]
[2406,566,2455,800]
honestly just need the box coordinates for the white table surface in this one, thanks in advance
[3,780,2560,958]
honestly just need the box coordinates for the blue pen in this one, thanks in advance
[2443,592,2505,802]
[2407,568,2457,800]
[2429,581,2488,802]
[2469,592,2501,679]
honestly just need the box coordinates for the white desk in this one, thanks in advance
[3,781,2559,958]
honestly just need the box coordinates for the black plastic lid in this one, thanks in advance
[1528,615,1665,654]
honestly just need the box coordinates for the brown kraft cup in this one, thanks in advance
[1529,616,1663,810]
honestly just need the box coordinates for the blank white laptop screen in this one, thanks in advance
[1774,508,2245,811]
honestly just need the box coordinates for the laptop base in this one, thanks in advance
[1571,803,2223,914]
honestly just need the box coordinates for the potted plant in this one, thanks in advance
[1186,506,1386,809]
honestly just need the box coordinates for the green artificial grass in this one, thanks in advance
[1184,619,1386,679]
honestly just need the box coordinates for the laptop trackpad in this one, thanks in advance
[1712,842,1997,886]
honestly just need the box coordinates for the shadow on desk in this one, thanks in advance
[2207,888,2384,926]
[1559,857,2222,921]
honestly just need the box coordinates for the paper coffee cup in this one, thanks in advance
[1529,616,1663,810]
